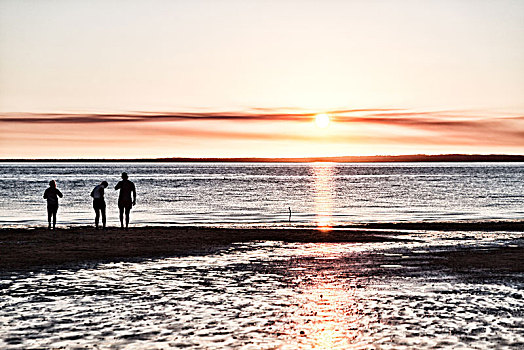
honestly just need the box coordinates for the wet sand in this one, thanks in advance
[435,246,524,272]
[1,221,522,271]
[1,223,523,348]
[0,226,403,270]
[348,220,524,232]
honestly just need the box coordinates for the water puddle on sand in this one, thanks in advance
[0,232,523,349]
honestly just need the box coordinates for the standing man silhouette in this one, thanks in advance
[91,180,108,229]
[115,172,136,229]
[43,180,63,229]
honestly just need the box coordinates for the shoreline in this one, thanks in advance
[3,220,523,232]
[1,222,523,271]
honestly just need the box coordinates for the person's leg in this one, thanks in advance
[125,207,131,228]
[119,206,124,228]
[95,207,100,228]
[52,208,57,229]
[101,203,106,228]
[47,206,52,229]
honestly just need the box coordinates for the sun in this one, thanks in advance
[315,113,330,128]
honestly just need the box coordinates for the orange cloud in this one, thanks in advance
[1,108,523,158]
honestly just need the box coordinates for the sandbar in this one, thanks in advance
[0,222,522,271]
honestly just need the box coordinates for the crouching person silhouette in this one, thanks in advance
[91,181,108,229]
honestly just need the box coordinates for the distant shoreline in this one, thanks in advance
[1,154,524,163]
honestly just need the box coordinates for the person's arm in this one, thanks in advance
[100,187,104,197]
[115,181,121,190]
[43,189,48,199]
[90,188,95,198]
[132,183,136,205]
[57,189,63,198]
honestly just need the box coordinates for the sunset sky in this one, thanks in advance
[1,0,523,158]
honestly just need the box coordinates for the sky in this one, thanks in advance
[1,0,523,158]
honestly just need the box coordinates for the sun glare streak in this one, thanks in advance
[312,164,335,230]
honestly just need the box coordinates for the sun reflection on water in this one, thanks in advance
[281,277,370,349]
[275,243,374,349]
[307,284,361,348]
[312,164,336,230]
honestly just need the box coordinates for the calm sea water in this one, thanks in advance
[0,162,523,228]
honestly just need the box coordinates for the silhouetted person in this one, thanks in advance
[115,172,136,229]
[43,180,63,229]
[91,181,108,229]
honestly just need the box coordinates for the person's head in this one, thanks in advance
[49,180,56,188]
[121,172,128,180]
[101,181,108,188]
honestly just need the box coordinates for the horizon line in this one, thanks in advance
[2,154,524,163]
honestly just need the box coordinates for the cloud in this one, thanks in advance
[0,110,316,124]
[1,108,523,147]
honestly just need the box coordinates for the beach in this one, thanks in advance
[1,222,523,349]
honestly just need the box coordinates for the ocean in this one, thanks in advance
[0,162,523,228]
